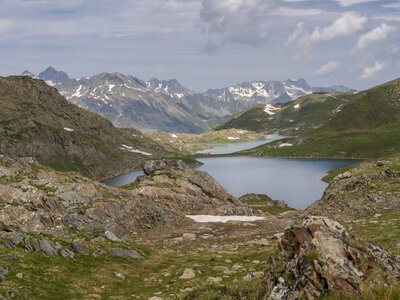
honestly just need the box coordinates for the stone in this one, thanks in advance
[0,266,8,282]
[5,232,24,249]
[258,216,400,300]
[213,266,229,272]
[232,264,243,271]
[111,248,143,259]
[71,242,89,254]
[114,272,125,280]
[252,260,260,264]
[39,239,58,256]
[15,273,23,279]
[179,268,196,279]
[105,231,121,242]
[182,233,196,241]
[272,232,284,240]
[148,297,163,300]
[60,249,74,259]
[207,277,222,284]
[25,236,40,252]
[142,159,188,175]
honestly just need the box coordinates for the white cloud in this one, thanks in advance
[313,61,341,76]
[286,12,367,61]
[335,0,377,7]
[361,61,385,79]
[356,23,396,49]
[309,12,367,42]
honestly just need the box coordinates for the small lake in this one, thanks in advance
[102,137,359,209]
[195,134,284,155]
[196,157,357,209]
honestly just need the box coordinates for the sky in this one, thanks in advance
[1,0,400,92]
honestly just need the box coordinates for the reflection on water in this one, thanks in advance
[197,156,357,209]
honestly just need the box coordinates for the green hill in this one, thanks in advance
[240,78,400,159]
[0,76,168,178]
[214,91,364,134]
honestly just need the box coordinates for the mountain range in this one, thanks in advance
[21,67,354,133]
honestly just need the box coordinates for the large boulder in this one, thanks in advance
[141,159,188,175]
[258,216,400,300]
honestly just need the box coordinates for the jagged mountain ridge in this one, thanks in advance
[57,72,209,133]
[21,66,71,86]
[21,66,353,133]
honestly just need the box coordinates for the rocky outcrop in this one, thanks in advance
[132,160,250,216]
[0,157,250,239]
[304,158,400,221]
[258,216,400,300]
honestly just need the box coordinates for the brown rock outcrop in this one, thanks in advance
[258,216,400,300]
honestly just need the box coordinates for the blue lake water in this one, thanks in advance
[196,156,357,209]
[195,134,284,155]
[102,137,359,209]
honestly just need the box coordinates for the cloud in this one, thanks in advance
[361,61,385,79]
[286,12,367,60]
[356,23,396,49]
[309,12,367,42]
[335,0,377,7]
[200,0,277,46]
[313,61,341,76]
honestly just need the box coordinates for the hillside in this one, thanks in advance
[214,91,364,134]
[0,76,168,178]
[240,78,400,159]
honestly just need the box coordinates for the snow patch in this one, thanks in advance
[264,104,281,115]
[64,127,74,132]
[227,136,240,140]
[294,104,300,109]
[171,134,177,138]
[186,215,265,223]
[108,84,115,92]
[279,143,293,147]
[119,144,152,156]
[71,85,84,98]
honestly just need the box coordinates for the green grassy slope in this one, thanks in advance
[214,91,364,134]
[240,78,400,159]
[0,76,169,178]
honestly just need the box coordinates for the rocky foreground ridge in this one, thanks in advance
[258,216,400,299]
[0,157,251,237]
[305,155,400,222]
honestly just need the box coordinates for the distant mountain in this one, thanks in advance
[57,72,208,133]
[38,66,71,86]
[146,78,191,99]
[206,78,313,105]
[21,70,36,77]
[0,75,168,178]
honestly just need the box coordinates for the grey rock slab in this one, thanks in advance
[39,239,58,256]
[111,248,143,259]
